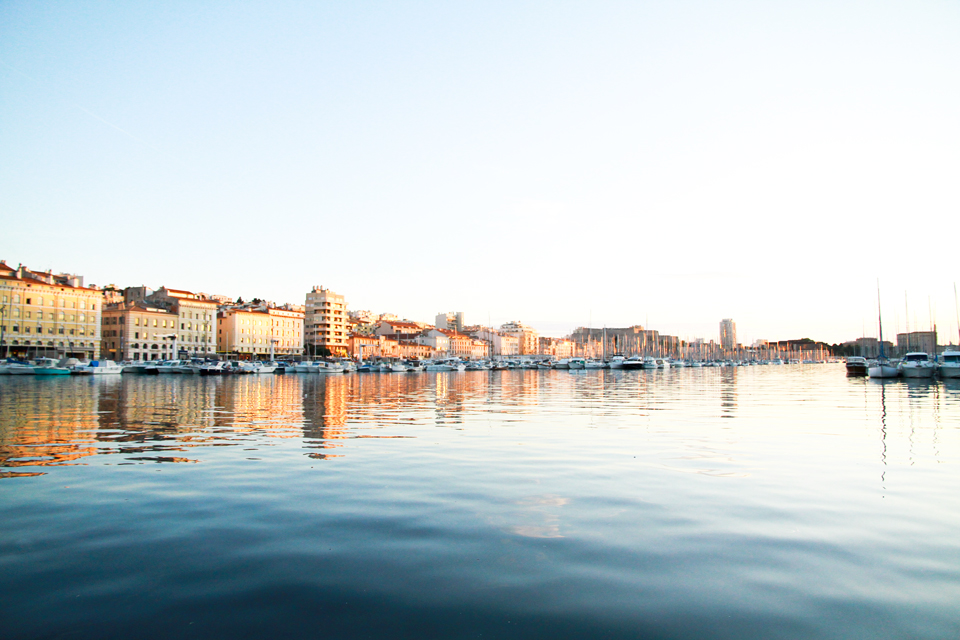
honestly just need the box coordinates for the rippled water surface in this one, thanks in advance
[2,366,959,639]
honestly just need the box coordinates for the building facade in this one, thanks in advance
[101,302,180,361]
[148,287,218,358]
[218,306,304,359]
[500,321,539,355]
[720,318,737,351]
[305,286,348,357]
[435,311,464,333]
[0,262,104,360]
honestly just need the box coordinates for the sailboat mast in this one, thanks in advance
[877,280,885,359]
[954,282,960,345]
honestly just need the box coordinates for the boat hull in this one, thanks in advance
[868,364,899,379]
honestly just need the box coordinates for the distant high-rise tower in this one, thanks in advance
[720,318,737,351]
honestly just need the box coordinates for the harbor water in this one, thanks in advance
[1,366,959,639]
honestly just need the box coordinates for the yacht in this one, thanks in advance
[584,359,606,369]
[938,350,960,378]
[620,356,645,370]
[844,356,869,377]
[5,360,37,375]
[607,355,625,369]
[898,352,936,378]
[567,358,586,370]
[199,361,230,375]
[71,360,123,375]
[122,362,147,374]
[34,357,72,375]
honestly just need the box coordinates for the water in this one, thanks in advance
[1,366,959,639]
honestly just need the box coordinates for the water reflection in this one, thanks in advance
[2,368,960,475]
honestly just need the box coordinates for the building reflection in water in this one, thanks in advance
[719,368,737,418]
[6,370,955,475]
[0,377,109,474]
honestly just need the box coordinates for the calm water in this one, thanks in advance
[1,366,959,640]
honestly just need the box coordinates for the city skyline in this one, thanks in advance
[2,1,958,345]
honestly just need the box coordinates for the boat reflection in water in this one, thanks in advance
[2,368,960,640]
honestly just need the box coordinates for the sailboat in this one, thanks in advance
[868,282,899,379]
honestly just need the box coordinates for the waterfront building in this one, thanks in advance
[466,327,519,357]
[417,328,451,354]
[101,302,179,361]
[376,320,423,339]
[0,262,104,360]
[896,331,938,356]
[435,311,464,333]
[305,286,348,357]
[720,319,737,351]
[540,336,576,359]
[348,333,381,359]
[218,306,304,359]
[500,321,539,355]
[147,287,218,357]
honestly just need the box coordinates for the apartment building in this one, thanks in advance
[218,306,304,359]
[500,320,539,355]
[0,262,104,360]
[305,286,348,357]
[101,302,180,361]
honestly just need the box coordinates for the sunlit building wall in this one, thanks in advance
[305,286,348,356]
[0,262,104,359]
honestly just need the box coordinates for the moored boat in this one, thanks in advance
[845,356,868,376]
[898,352,936,378]
[939,350,960,378]
[71,360,123,375]
[34,357,72,375]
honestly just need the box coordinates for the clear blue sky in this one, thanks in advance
[2,1,959,344]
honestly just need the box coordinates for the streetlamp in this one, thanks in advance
[0,302,7,359]
[157,333,177,360]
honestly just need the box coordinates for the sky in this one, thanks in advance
[2,1,959,345]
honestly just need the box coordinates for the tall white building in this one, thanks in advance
[305,286,348,357]
[720,318,737,351]
[435,311,464,333]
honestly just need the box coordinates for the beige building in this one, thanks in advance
[101,302,180,361]
[218,306,304,359]
[148,287,218,357]
[500,320,539,355]
[0,262,104,360]
[305,286,348,357]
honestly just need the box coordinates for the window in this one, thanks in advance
[38,297,44,306]
[58,312,64,321]
[25,298,31,304]
[37,311,43,320]
[13,295,19,303]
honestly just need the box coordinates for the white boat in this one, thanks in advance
[71,360,123,375]
[607,355,625,369]
[200,361,230,375]
[6,361,38,375]
[294,361,324,373]
[553,359,571,370]
[390,362,408,372]
[939,350,960,378]
[122,362,147,374]
[584,359,606,369]
[868,283,899,379]
[620,356,645,370]
[426,359,466,372]
[898,352,936,378]
[149,360,183,374]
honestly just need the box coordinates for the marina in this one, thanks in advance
[2,365,959,639]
